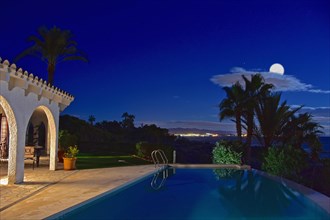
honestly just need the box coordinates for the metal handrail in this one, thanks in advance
[151,151,159,167]
[158,150,168,165]
[151,149,168,168]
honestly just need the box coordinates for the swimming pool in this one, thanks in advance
[52,167,330,219]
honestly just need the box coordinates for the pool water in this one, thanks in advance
[57,168,330,220]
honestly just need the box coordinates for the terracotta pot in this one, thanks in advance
[63,157,77,170]
[58,150,65,163]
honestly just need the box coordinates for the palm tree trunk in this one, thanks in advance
[236,112,242,142]
[246,113,254,164]
[264,135,271,149]
[47,63,55,85]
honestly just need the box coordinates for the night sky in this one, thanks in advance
[1,0,329,135]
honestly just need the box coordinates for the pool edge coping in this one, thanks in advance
[171,163,251,170]
[45,167,159,220]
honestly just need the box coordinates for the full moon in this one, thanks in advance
[269,63,285,75]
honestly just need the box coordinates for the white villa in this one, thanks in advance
[0,58,74,184]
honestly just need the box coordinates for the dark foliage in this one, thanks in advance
[136,141,173,161]
[59,114,175,156]
[173,137,214,163]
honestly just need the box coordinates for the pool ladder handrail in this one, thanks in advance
[151,149,168,168]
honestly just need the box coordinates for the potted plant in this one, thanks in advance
[63,145,79,170]
[58,130,77,163]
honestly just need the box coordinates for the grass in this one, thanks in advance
[76,154,152,170]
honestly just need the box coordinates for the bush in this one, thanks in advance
[320,158,330,196]
[136,141,154,159]
[58,130,78,151]
[173,138,213,163]
[212,141,243,178]
[262,146,307,179]
[212,141,242,165]
[136,141,173,161]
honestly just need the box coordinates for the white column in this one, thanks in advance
[48,107,59,171]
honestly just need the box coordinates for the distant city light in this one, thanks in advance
[174,133,219,137]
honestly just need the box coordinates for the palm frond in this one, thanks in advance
[14,45,41,62]
[62,55,88,62]
[15,25,88,84]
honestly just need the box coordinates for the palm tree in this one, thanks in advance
[219,82,245,141]
[240,74,273,163]
[14,26,88,85]
[88,115,96,126]
[254,93,297,148]
[282,113,323,160]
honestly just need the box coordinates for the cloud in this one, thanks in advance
[290,105,330,111]
[292,106,330,117]
[210,67,330,94]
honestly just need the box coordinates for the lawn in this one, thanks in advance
[76,154,152,169]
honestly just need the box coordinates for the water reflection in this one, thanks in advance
[150,167,176,190]
[213,169,307,218]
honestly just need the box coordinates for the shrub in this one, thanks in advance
[136,141,154,159]
[212,141,242,165]
[262,146,307,179]
[58,130,78,151]
[136,141,173,161]
[321,159,330,195]
[212,141,243,178]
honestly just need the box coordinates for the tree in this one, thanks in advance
[241,74,273,162]
[121,112,135,129]
[219,74,273,162]
[282,113,323,160]
[219,82,245,141]
[95,120,122,133]
[14,26,88,85]
[254,93,297,148]
[88,115,96,126]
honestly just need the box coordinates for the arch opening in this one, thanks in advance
[24,106,57,172]
[0,96,18,184]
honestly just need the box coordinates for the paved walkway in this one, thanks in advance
[0,159,155,219]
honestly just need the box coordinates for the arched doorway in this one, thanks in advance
[26,106,57,171]
[0,96,18,184]
[0,108,9,181]
[0,113,9,159]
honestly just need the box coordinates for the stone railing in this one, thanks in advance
[0,58,74,111]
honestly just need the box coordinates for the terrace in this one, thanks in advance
[0,157,155,219]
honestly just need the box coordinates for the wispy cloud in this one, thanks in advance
[290,105,330,111]
[210,67,330,94]
[292,106,330,117]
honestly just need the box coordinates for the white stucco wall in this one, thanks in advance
[0,59,74,184]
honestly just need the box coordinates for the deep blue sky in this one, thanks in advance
[1,0,329,134]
